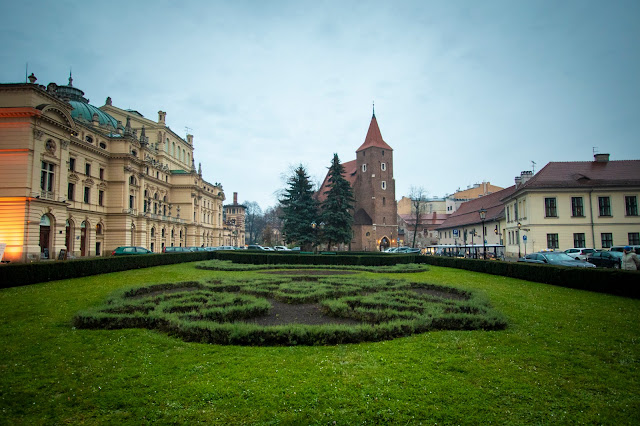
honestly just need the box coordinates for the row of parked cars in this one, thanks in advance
[518,245,640,269]
[111,245,298,256]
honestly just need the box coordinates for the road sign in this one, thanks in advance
[523,235,528,242]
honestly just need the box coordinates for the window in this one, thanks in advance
[85,135,93,143]
[629,233,640,245]
[598,197,611,216]
[381,181,386,190]
[96,223,103,235]
[85,163,91,176]
[601,233,613,248]
[382,197,386,206]
[571,197,584,217]
[547,233,559,249]
[151,227,155,237]
[99,168,104,180]
[573,233,585,248]
[129,195,134,209]
[69,158,76,171]
[161,228,165,237]
[99,142,107,149]
[544,198,557,217]
[625,196,638,216]
[67,183,75,201]
[362,164,367,172]
[381,162,386,171]
[98,190,104,206]
[129,176,136,185]
[84,187,90,203]
[40,161,54,192]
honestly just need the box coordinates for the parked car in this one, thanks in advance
[186,246,206,252]
[587,250,623,268]
[395,247,421,254]
[518,252,596,268]
[263,246,276,251]
[216,246,236,250]
[274,246,291,251]
[384,247,399,253]
[246,244,268,251]
[611,245,640,255]
[112,246,153,256]
[163,246,191,253]
[564,248,596,261]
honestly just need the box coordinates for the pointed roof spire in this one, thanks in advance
[356,109,392,152]
[68,68,73,87]
[372,101,375,118]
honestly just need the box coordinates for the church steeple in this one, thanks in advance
[356,112,392,152]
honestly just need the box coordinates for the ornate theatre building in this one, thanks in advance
[0,75,227,262]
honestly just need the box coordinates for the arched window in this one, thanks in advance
[151,227,155,237]
[161,228,165,237]
[129,175,136,185]
[96,223,103,235]
[172,142,176,157]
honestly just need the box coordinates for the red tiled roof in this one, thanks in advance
[356,115,392,152]
[315,159,357,203]
[435,186,517,230]
[399,212,449,227]
[516,160,640,192]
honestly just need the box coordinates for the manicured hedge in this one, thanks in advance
[0,252,212,289]
[415,256,640,299]
[215,251,418,266]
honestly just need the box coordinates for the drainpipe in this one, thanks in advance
[588,189,595,247]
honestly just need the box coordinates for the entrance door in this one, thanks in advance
[39,215,51,258]
[80,221,87,256]
[379,236,390,251]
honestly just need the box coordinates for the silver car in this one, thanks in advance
[519,252,596,268]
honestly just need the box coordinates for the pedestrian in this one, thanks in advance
[621,246,640,271]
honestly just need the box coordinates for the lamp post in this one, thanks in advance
[479,208,487,259]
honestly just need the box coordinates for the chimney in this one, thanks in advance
[186,134,193,145]
[520,171,533,185]
[514,176,522,188]
[158,111,166,125]
[233,192,238,204]
[594,153,610,163]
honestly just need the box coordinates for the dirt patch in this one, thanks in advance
[243,299,361,326]
[260,270,357,276]
[412,287,468,300]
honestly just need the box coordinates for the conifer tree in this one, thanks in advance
[320,153,355,250]
[279,165,318,251]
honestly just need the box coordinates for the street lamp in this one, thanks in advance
[479,208,487,259]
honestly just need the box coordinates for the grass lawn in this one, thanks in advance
[1,262,638,424]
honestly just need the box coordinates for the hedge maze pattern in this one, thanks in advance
[74,275,507,346]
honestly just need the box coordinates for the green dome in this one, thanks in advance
[69,101,120,129]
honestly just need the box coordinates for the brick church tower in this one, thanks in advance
[351,111,398,251]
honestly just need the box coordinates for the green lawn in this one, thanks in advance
[1,263,638,424]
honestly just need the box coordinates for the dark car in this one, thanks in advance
[518,252,596,268]
[163,246,191,253]
[587,251,622,268]
[246,244,268,251]
[112,246,153,256]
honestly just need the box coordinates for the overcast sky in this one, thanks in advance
[2,0,639,209]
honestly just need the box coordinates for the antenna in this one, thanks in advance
[531,160,536,174]
[592,146,598,155]
[25,62,28,83]
[185,126,192,134]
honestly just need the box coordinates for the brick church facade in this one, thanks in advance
[318,112,398,251]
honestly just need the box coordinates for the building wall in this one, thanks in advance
[504,189,640,257]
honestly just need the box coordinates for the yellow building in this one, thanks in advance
[502,156,640,258]
[0,75,229,262]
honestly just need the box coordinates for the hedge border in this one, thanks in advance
[414,256,640,299]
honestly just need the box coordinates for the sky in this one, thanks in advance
[2,0,639,209]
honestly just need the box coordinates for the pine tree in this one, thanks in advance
[320,154,355,250]
[279,165,318,251]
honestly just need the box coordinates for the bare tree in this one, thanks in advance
[244,201,263,244]
[409,186,428,248]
